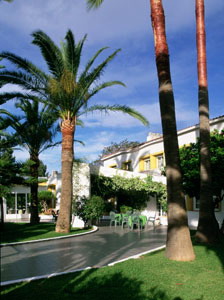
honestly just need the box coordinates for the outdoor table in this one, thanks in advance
[139,215,147,227]
[128,215,147,229]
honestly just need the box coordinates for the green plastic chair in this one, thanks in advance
[131,213,141,230]
[122,211,132,228]
[109,211,120,227]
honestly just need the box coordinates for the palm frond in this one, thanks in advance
[32,30,64,78]
[0,108,21,122]
[64,30,76,74]
[0,51,47,83]
[62,31,88,82]
[76,118,85,127]
[79,46,108,82]
[86,81,126,100]
[74,139,85,146]
[0,92,31,105]
[78,104,149,126]
[78,49,121,95]
[86,0,105,10]
[0,70,44,92]
[39,141,61,154]
[72,34,87,80]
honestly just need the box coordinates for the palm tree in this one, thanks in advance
[86,0,195,261]
[195,0,221,243]
[1,99,59,224]
[0,29,149,232]
[150,0,195,261]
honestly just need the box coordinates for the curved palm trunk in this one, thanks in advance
[56,119,76,233]
[150,0,195,261]
[30,154,40,224]
[195,0,220,243]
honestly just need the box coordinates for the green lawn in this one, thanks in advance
[1,240,224,300]
[0,222,92,244]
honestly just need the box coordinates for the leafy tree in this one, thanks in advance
[21,159,48,177]
[91,174,167,212]
[0,29,149,233]
[38,190,56,212]
[99,139,141,157]
[86,0,195,261]
[0,129,22,228]
[73,195,105,226]
[180,130,224,204]
[93,139,141,165]
[1,99,59,224]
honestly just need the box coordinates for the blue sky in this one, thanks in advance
[1,0,224,174]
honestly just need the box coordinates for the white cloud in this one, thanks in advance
[80,100,197,129]
[1,0,223,48]
[40,146,61,173]
[13,148,29,162]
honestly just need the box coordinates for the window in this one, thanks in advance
[193,196,221,211]
[157,155,164,169]
[122,161,132,171]
[6,192,29,214]
[193,197,200,210]
[17,193,26,213]
[144,158,151,171]
[109,164,117,168]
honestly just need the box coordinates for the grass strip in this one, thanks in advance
[0,222,92,244]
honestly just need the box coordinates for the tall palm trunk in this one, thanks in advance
[150,0,195,261]
[56,118,76,233]
[195,0,220,243]
[30,154,40,224]
[0,196,4,230]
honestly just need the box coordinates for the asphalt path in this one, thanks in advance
[1,225,167,283]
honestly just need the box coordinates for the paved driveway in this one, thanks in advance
[1,225,167,283]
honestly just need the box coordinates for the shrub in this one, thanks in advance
[73,195,105,226]
[120,205,133,213]
[38,190,56,212]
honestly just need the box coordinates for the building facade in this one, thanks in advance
[100,116,224,228]
[4,116,224,228]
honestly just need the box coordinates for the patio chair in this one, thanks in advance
[109,211,120,227]
[51,210,58,222]
[121,211,132,228]
[121,215,128,228]
[147,212,157,229]
[131,213,142,230]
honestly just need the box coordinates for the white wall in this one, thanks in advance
[73,162,91,200]
[187,211,224,229]
[90,165,166,185]
[72,162,91,228]
[102,139,164,173]
[102,116,224,173]
[48,171,61,209]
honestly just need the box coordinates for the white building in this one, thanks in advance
[99,116,224,228]
[3,178,48,221]
[4,116,224,228]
